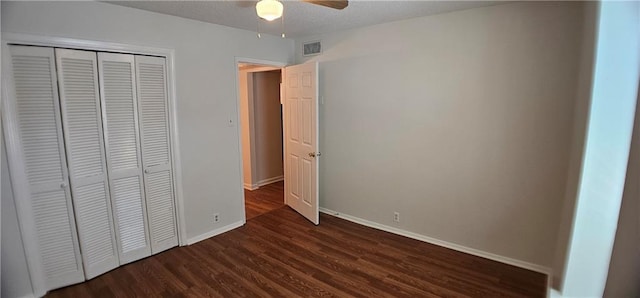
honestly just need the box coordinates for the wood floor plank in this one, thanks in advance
[47,182,547,297]
[245,181,285,220]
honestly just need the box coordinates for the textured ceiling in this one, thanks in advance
[106,0,502,38]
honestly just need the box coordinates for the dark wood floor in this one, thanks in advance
[245,181,285,220]
[48,183,547,297]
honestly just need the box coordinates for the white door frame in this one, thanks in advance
[234,57,287,222]
[1,33,187,297]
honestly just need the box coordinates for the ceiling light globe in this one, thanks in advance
[256,0,283,21]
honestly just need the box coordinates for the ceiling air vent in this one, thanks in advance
[303,41,322,56]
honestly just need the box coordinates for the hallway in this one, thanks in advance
[244,181,284,220]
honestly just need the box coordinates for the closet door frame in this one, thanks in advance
[1,33,186,296]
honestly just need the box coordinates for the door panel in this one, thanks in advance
[283,62,319,224]
[302,99,312,145]
[145,169,177,252]
[111,176,148,257]
[56,48,120,279]
[8,45,86,291]
[135,55,179,254]
[98,52,152,264]
[302,159,312,205]
[289,99,299,141]
[289,154,300,198]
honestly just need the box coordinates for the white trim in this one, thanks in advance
[243,176,284,190]
[166,51,188,247]
[549,289,563,298]
[281,69,287,207]
[186,220,245,245]
[257,175,284,187]
[547,275,555,298]
[236,57,287,69]
[18,294,37,298]
[242,65,281,73]
[2,32,187,293]
[2,33,172,57]
[234,57,287,224]
[244,183,259,191]
[319,207,552,275]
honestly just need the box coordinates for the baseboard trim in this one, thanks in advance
[186,220,245,245]
[244,183,258,190]
[244,176,283,190]
[549,289,562,298]
[257,175,284,187]
[319,207,551,275]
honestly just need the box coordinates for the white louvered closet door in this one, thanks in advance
[8,46,85,291]
[55,49,120,279]
[98,52,152,264]
[135,56,179,254]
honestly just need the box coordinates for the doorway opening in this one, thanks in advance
[237,62,285,220]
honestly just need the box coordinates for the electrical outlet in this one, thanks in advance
[394,212,400,223]
[213,213,220,223]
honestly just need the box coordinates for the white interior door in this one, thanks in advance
[56,48,120,279]
[6,45,85,292]
[98,52,152,265]
[283,62,319,225]
[135,55,179,254]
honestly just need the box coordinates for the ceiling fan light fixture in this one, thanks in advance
[256,0,283,21]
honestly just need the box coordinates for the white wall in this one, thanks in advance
[253,70,284,184]
[2,0,292,240]
[1,2,293,296]
[604,94,640,297]
[1,133,33,298]
[560,2,640,296]
[296,1,589,268]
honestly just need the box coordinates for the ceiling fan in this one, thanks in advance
[256,0,348,21]
[302,0,349,10]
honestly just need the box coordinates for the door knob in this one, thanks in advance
[144,169,149,174]
[60,182,67,188]
[308,152,321,158]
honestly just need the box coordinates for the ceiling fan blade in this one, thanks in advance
[303,0,348,10]
[236,1,257,8]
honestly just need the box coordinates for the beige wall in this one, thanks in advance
[239,70,256,187]
[551,1,597,289]
[253,70,284,184]
[296,1,589,268]
[239,69,283,189]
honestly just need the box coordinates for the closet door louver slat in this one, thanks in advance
[8,45,85,291]
[98,52,152,264]
[135,56,179,254]
[56,48,120,279]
